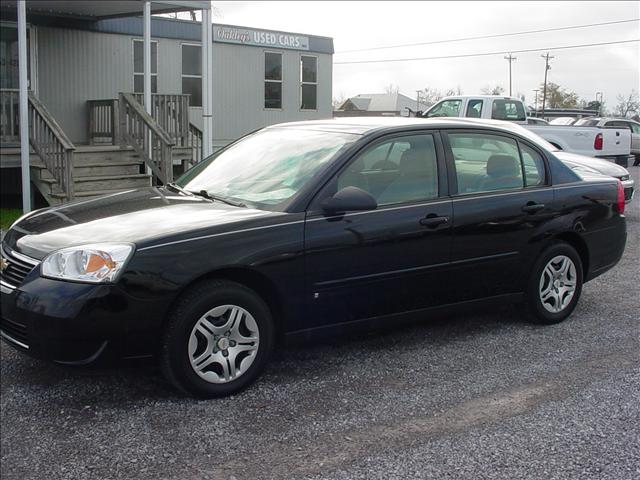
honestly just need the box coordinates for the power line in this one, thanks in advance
[336,18,640,54]
[334,38,640,65]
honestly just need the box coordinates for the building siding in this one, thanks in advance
[33,25,332,147]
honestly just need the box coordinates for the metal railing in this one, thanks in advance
[118,92,175,184]
[1,88,20,144]
[28,92,75,200]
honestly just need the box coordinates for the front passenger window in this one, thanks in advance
[337,134,439,205]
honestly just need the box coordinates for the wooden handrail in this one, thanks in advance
[121,93,175,145]
[119,92,175,184]
[28,92,75,150]
[27,91,75,200]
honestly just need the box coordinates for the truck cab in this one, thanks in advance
[423,96,528,124]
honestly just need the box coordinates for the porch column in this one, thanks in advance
[143,1,152,175]
[18,0,30,212]
[143,1,151,115]
[201,7,213,157]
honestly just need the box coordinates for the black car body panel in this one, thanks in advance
[1,118,627,364]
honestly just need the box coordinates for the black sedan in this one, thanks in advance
[0,118,627,398]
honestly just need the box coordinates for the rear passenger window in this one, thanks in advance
[337,134,438,205]
[466,100,483,118]
[491,100,526,121]
[520,144,546,187]
[449,133,523,194]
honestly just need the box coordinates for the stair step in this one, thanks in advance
[32,161,143,178]
[50,188,145,199]
[73,173,151,192]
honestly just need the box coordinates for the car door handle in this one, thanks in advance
[522,202,545,214]
[420,214,449,228]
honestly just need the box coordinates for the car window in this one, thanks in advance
[425,99,462,118]
[606,121,632,130]
[629,123,640,134]
[466,100,483,118]
[491,100,526,121]
[449,133,524,194]
[520,143,546,187]
[337,134,438,205]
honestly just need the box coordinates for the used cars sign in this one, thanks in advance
[214,26,310,50]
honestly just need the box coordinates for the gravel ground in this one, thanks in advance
[1,168,639,480]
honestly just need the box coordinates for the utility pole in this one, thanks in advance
[415,90,421,116]
[504,53,516,96]
[595,91,603,115]
[533,89,540,113]
[541,52,554,118]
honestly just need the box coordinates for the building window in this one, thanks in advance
[133,39,158,94]
[181,44,202,107]
[264,52,282,109]
[300,55,317,110]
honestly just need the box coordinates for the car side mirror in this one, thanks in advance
[321,186,378,215]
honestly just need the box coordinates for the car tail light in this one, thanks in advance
[594,133,603,150]
[616,180,625,214]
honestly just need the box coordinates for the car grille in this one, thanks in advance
[0,316,28,349]
[1,245,38,288]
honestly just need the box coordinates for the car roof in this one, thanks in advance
[266,116,530,136]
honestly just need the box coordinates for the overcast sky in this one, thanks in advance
[214,1,639,108]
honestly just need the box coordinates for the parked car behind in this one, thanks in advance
[1,117,628,398]
[527,117,549,125]
[549,117,578,125]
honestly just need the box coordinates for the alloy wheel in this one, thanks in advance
[538,255,577,314]
[188,305,260,384]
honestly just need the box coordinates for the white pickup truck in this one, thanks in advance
[422,95,632,164]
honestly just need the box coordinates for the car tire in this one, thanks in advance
[160,279,275,398]
[525,242,583,324]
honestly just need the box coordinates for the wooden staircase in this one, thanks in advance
[3,90,204,206]
[30,146,152,205]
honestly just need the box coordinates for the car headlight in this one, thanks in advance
[41,243,134,283]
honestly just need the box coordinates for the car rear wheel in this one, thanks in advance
[526,242,583,324]
[160,280,275,398]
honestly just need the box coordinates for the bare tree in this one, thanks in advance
[332,92,347,110]
[384,83,400,95]
[481,85,505,96]
[614,90,640,118]
[418,87,443,107]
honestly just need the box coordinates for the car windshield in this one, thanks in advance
[176,128,358,208]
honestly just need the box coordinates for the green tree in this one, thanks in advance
[539,82,579,108]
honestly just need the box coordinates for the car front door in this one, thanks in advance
[443,130,554,301]
[303,132,453,331]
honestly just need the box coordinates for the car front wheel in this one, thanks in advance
[526,242,583,324]
[160,280,275,398]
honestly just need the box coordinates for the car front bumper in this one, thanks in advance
[0,250,169,365]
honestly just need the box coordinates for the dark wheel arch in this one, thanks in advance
[553,232,590,280]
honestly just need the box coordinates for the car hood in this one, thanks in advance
[554,151,630,178]
[3,188,280,260]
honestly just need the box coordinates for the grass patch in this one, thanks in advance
[0,208,23,230]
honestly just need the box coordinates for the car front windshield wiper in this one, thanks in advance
[186,189,247,207]
[166,182,193,196]
[206,192,247,208]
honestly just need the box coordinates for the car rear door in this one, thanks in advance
[442,130,554,301]
[302,131,453,331]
